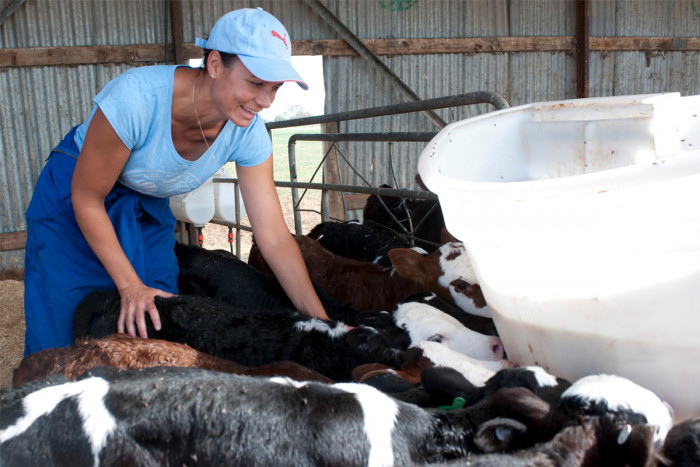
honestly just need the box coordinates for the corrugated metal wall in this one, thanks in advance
[2,0,699,271]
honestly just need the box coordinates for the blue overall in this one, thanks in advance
[23,126,179,355]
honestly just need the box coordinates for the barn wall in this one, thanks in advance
[1,0,699,271]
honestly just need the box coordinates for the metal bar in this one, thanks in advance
[266,92,509,130]
[234,183,243,258]
[216,178,437,201]
[289,142,303,234]
[301,0,447,129]
[289,132,437,143]
[286,132,436,231]
[321,191,330,224]
[0,0,25,26]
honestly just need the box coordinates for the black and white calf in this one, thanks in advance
[0,367,528,466]
[73,291,409,382]
[0,366,674,467]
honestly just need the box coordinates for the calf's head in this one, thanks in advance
[389,241,490,317]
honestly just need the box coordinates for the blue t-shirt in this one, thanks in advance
[73,65,271,198]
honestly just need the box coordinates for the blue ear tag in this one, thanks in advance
[438,397,466,410]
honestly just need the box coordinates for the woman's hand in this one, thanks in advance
[117,282,175,338]
[238,158,331,322]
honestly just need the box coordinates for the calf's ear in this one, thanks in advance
[440,228,460,244]
[388,248,430,279]
[473,417,529,453]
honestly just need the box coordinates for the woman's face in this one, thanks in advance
[212,56,283,127]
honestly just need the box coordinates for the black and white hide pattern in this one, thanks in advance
[1,367,676,467]
[377,358,569,410]
[0,366,557,467]
[174,242,361,325]
[419,364,572,409]
[307,219,422,267]
[436,373,675,466]
[558,374,675,450]
[72,290,410,382]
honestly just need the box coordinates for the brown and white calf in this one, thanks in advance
[248,234,491,317]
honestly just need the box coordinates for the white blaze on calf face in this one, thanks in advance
[393,301,504,361]
[562,374,674,446]
[417,341,512,387]
[335,383,400,467]
[0,377,116,466]
[437,242,491,318]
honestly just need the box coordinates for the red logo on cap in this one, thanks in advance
[271,30,288,49]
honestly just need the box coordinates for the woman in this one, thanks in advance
[24,7,330,355]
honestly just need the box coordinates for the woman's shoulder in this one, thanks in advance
[118,65,178,87]
[96,65,178,105]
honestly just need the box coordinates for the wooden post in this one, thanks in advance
[169,0,185,64]
[575,0,590,98]
[321,121,345,220]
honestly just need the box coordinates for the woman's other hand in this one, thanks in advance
[117,282,175,338]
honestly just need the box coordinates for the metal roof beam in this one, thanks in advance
[0,0,25,26]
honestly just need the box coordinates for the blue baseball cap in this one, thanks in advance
[196,7,308,90]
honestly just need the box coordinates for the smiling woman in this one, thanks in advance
[22,7,333,359]
[189,55,325,122]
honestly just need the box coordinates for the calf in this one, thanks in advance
[249,234,491,317]
[356,296,504,361]
[352,342,513,407]
[307,219,421,267]
[462,374,673,464]
[559,374,674,449]
[401,292,498,336]
[468,413,659,467]
[12,333,332,386]
[174,242,360,324]
[393,299,503,361]
[419,364,572,408]
[0,366,671,467]
[72,290,410,382]
[417,341,512,386]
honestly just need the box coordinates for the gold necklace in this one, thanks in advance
[192,70,210,150]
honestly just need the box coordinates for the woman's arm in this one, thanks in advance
[72,108,173,337]
[237,157,330,321]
